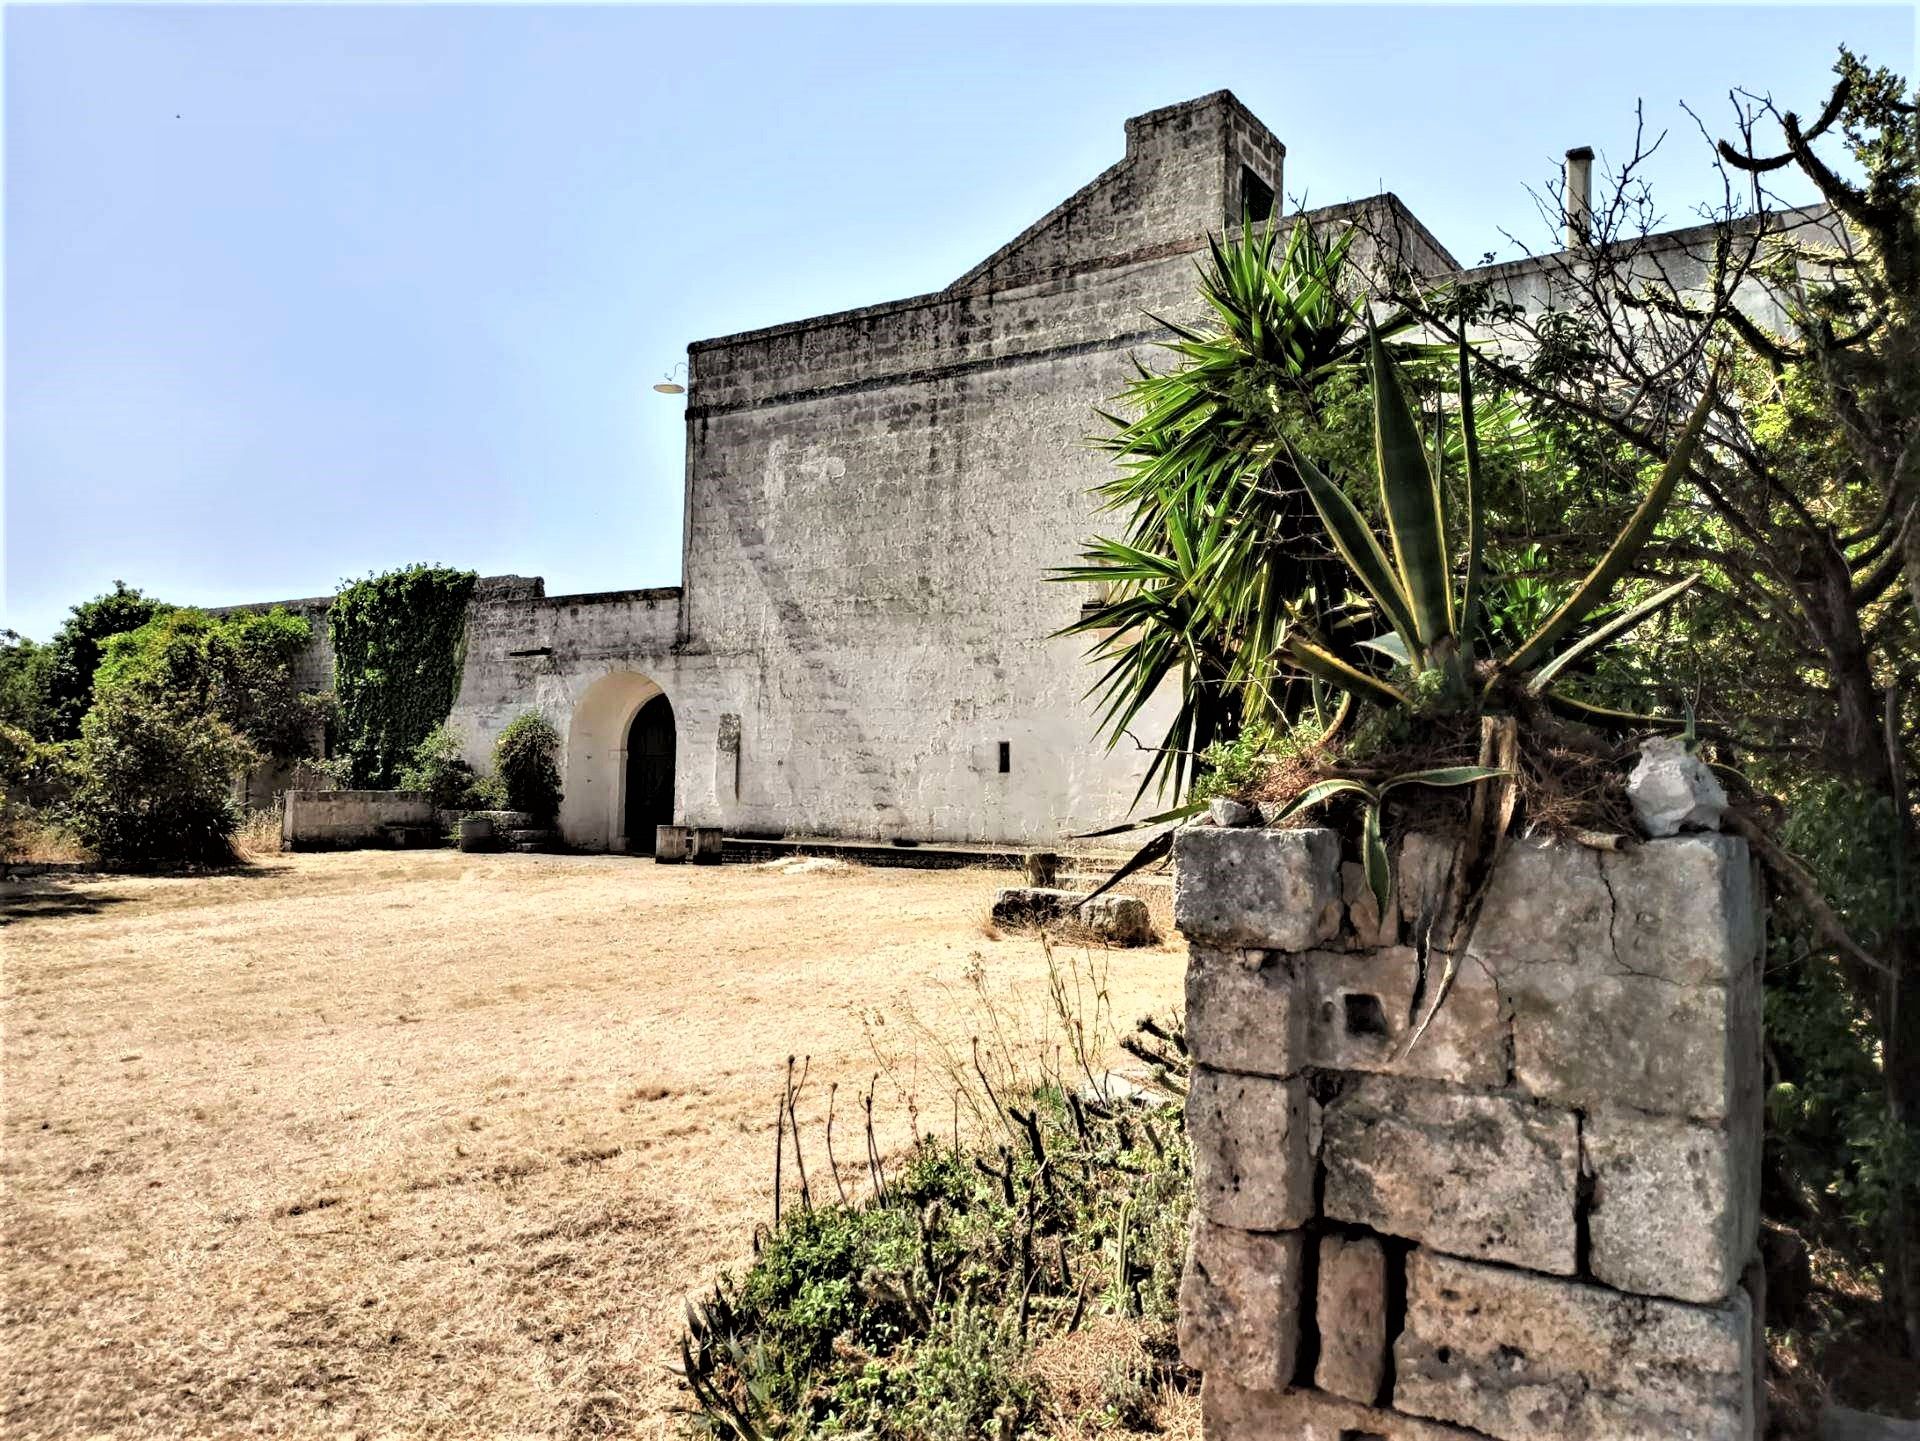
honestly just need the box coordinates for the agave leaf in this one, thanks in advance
[1283,638,1413,710]
[1362,801,1390,916]
[1457,338,1486,662]
[1265,776,1378,826]
[1073,798,1210,839]
[1525,575,1701,695]
[1359,632,1412,665]
[1540,691,1713,734]
[1504,375,1719,678]
[1378,764,1514,793]
[1369,325,1454,649]
[1286,444,1421,658]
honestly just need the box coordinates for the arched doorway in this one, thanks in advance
[561,670,674,852]
[624,695,676,855]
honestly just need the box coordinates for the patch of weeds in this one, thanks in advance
[678,1027,1193,1439]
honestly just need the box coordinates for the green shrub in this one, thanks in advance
[398,724,499,811]
[65,688,251,865]
[493,711,562,822]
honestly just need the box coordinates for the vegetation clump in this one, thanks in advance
[680,1025,1192,1439]
[399,723,503,811]
[329,566,477,788]
[492,710,563,822]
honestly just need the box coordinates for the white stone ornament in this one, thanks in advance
[1628,735,1727,838]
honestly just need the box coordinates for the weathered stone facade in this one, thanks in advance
[224,89,1807,852]
[1174,824,1766,1441]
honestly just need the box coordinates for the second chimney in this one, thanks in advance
[1564,146,1594,249]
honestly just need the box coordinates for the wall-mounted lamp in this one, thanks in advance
[652,361,688,396]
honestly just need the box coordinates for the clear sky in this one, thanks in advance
[5,3,1913,641]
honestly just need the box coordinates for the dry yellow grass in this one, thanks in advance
[0,850,1183,1440]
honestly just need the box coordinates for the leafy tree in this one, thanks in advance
[94,607,330,762]
[64,607,327,866]
[492,711,562,822]
[41,581,171,740]
[0,631,54,736]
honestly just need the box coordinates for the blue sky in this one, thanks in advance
[6,4,1913,641]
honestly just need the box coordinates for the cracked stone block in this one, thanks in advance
[1394,1251,1754,1441]
[1315,1232,1388,1404]
[1202,1376,1496,1440]
[1174,826,1343,950]
[1320,1075,1578,1274]
[1469,834,1761,986]
[1299,946,1507,1089]
[1343,859,1399,946]
[1187,1067,1314,1231]
[1585,1102,1761,1305]
[1176,1220,1303,1391]
[1467,835,1763,1119]
[1185,948,1305,1079]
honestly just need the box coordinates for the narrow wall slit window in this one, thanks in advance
[998,742,1011,774]
[1240,165,1275,224]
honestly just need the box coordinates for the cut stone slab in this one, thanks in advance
[1176,1221,1303,1391]
[1174,826,1342,950]
[1398,832,1457,933]
[1629,734,1727,837]
[1507,964,1759,1122]
[1320,1075,1579,1275]
[1585,1103,1761,1305]
[1202,1376,1496,1440]
[990,886,1079,926]
[1187,1067,1314,1231]
[1467,835,1763,1118]
[1185,948,1305,1079]
[1315,1232,1388,1404]
[1299,946,1507,1089]
[1394,1251,1754,1441]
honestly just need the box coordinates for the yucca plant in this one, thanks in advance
[1057,218,1447,803]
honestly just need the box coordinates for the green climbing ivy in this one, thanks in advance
[329,566,478,788]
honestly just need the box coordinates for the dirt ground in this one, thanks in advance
[0,850,1185,1440]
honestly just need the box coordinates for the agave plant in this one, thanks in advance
[1278,325,1715,727]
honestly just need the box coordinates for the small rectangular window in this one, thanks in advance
[1241,165,1275,224]
[997,741,1011,774]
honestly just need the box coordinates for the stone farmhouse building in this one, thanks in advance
[244,90,1770,852]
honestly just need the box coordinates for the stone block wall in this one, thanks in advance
[1174,825,1766,1441]
[281,790,437,850]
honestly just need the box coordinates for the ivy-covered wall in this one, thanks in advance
[329,566,477,788]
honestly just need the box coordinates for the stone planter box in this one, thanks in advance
[1174,824,1766,1441]
[655,825,691,863]
[457,816,494,852]
[689,826,724,865]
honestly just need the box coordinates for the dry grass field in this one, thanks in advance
[0,851,1185,1440]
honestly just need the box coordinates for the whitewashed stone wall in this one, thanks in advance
[1175,825,1766,1441]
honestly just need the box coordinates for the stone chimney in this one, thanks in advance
[1564,146,1595,249]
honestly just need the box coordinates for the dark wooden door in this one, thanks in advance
[624,695,676,854]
